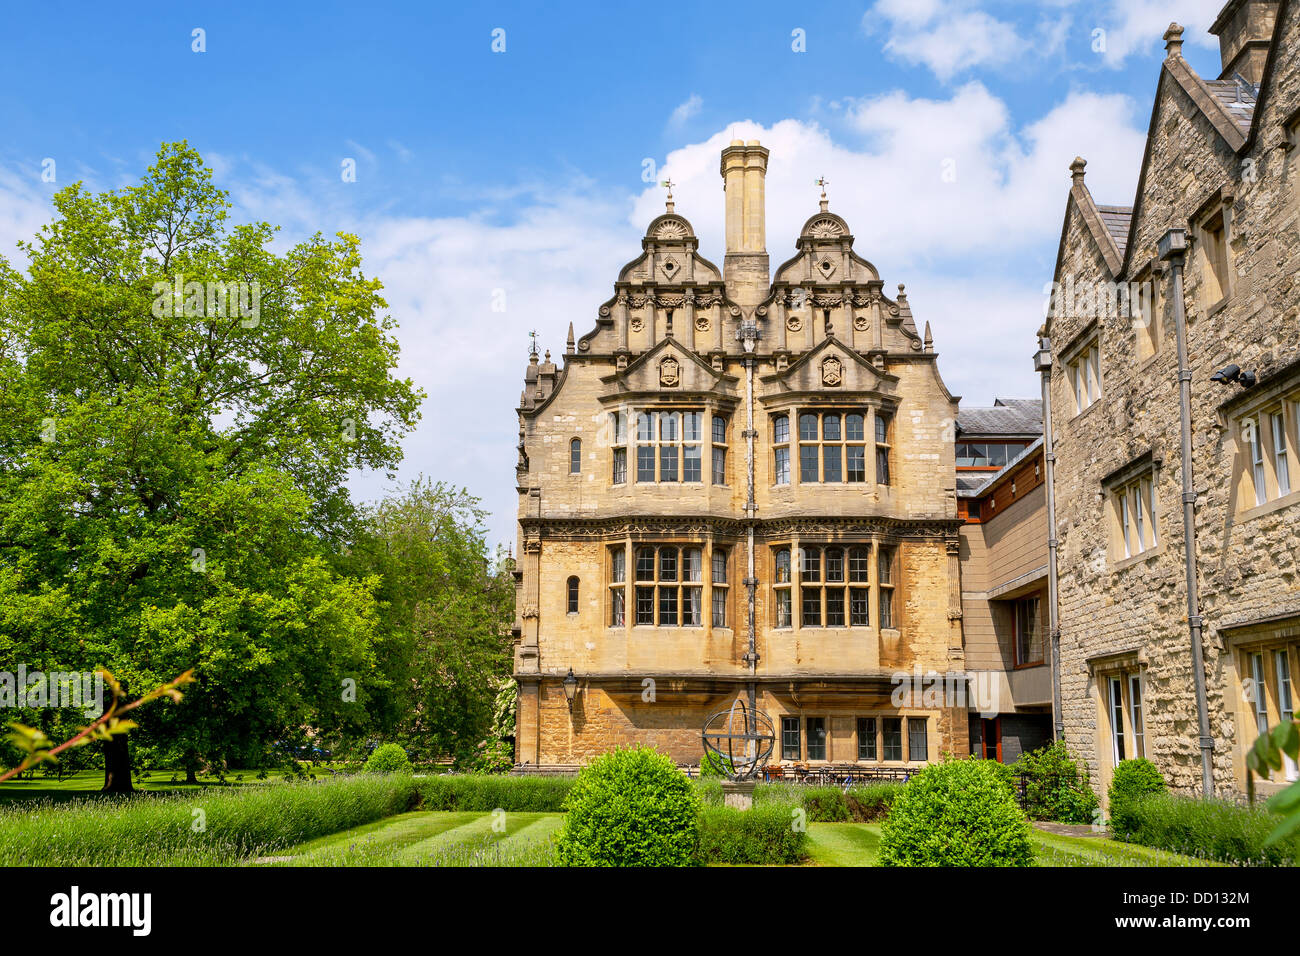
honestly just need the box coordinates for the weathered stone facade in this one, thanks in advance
[1045,0,1300,801]
[513,141,971,770]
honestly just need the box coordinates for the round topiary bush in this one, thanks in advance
[879,758,1034,866]
[1107,758,1166,837]
[699,750,733,778]
[364,743,413,775]
[557,747,700,866]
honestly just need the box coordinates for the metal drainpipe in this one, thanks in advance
[1034,335,1064,741]
[739,322,760,736]
[1160,227,1215,798]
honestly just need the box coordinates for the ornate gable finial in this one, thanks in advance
[923,320,933,352]
[660,177,675,213]
[816,176,829,212]
[566,322,575,354]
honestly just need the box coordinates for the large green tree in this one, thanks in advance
[343,479,515,768]
[0,142,423,788]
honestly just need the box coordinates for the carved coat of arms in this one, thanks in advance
[821,356,843,387]
[660,356,681,387]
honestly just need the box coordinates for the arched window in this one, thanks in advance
[567,576,579,614]
[569,438,582,474]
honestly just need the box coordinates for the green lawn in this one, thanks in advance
[804,822,1214,867]
[0,767,346,805]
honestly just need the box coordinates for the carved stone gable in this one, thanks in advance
[821,356,844,387]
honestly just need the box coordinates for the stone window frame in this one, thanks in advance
[1224,620,1300,787]
[766,400,896,489]
[1060,321,1103,417]
[1189,185,1235,314]
[806,716,828,761]
[1129,258,1165,366]
[608,548,626,627]
[566,575,580,615]
[1087,650,1148,784]
[1101,452,1163,568]
[606,539,733,633]
[609,404,732,488]
[907,715,929,762]
[568,438,582,475]
[795,409,868,484]
[780,715,801,761]
[856,716,877,760]
[710,547,729,627]
[1221,370,1300,521]
[631,543,705,627]
[711,414,728,485]
[769,541,876,631]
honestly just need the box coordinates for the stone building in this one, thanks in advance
[1044,0,1300,801]
[512,140,971,771]
[956,401,1055,764]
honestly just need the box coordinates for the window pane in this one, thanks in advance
[712,550,727,583]
[613,447,627,484]
[800,445,819,482]
[712,447,726,484]
[878,548,893,585]
[876,447,890,485]
[567,576,579,613]
[683,411,701,442]
[775,590,791,628]
[799,413,819,441]
[611,549,625,583]
[775,447,790,484]
[636,548,655,581]
[801,547,821,581]
[660,411,679,441]
[775,548,791,583]
[683,445,701,482]
[857,717,877,760]
[1273,412,1291,496]
[773,414,789,444]
[823,445,842,482]
[988,444,1008,467]
[823,414,841,441]
[635,586,654,625]
[636,412,653,441]
[875,413,890,444]
[847,446,865,482]
[683,548,702,582]
[658,587,678,626]
[848,548,869,582]
[967,444,987,467]
[846,414,864,441]
[802,587,821,626]
[712,415,726,444]
[659,547,678,581]
[610,588,625,626]
[636,446,655,482]
[807,718,826,761]
[683,587,702,626]
[711,589,726,627]
[782,717,801,760]
[826,589,845,626]
[825,548,844,582]
[883,718,902,760]
[660,444,678,481]
[613,410,627,444]
[850,588,869,626]
[570,439,582,473]
[908,718,928,762]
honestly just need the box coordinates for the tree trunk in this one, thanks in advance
[102,730,134,793]
[185,766,198,785]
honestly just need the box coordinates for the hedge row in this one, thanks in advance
[1118,793,1300,867]
[415,774,574,811]
[696,803,807,864]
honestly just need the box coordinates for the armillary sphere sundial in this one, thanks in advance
[701,697,774,782]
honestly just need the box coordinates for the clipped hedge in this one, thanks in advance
[1107,758,1166,837]
[416,774,574,812]
[1120,793,1300,866]
[880,759,1034,867]
[695,780,902,821]
[0,774,418,866]
[696,803,807,865]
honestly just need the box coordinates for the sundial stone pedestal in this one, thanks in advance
[721,779,756,811]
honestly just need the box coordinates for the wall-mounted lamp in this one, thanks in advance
[562,668,579,712]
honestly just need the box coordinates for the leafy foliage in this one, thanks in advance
[1011,741,1100,824]
[1119,793,1300,866]
[1245,718,1300,847]
[879,757,1034,867]
[363,743,412,775]
[1106,758,1166,837]
[416,774,573,812]
[696,803,806,864]
[557,748,699,867]
[699,750,733,778]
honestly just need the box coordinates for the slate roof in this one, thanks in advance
[956,397,1043,438]
[1095,204,1134,259]
[1205,77,1258,134]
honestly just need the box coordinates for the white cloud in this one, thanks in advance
[668,94,703,129]
[1092,0,1223,67]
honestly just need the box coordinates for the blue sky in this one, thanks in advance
[0,1,1233,546]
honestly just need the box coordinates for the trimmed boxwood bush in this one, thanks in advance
[557,748,700,866]
[416,774,573,811]
[364,743,413,775]
[1121,793,1300,866]
[880,758,1034,867]
[696,803,806,864]
[1012,742,1100,824]
[1107,758,1166,836]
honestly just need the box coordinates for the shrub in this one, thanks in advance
[1012,742,1100,824]
[1107,758,1166,836]
[1121,793,1300,866]
[800,786,852,822]
[416,774,573,812]
[879,758,1034,867]
[364,744,413,775]
[844,782,902,821]
[557,748,699,866]
[699,750,734,778]
[696,803,806,864]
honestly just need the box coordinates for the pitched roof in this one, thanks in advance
[1095,204,1134,259]
[956,397,1043,437]
[1205,78,1258,135]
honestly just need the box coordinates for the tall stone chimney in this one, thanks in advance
[1209,0,1278,85]
[720,140,769,308]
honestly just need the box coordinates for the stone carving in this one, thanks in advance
[786,315,803,332]
[660,256,681,279]
[854,314,869,332]
[807,217,843,238]
[630,316,643,332]
[660,356,681,387]
[654,218,689,239]
[817,258,836,278]
[695,315,710,332]
[821,356,844,387]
